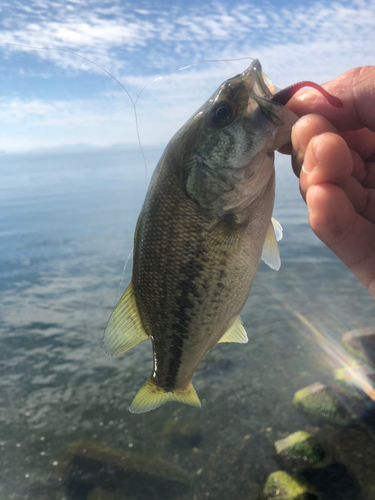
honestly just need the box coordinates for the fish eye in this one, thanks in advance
[211,101,236,127]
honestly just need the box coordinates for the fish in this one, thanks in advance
[103,59,342,413]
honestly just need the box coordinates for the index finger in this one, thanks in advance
[285,66,375,133]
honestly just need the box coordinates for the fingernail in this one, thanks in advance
[302,136,318,174]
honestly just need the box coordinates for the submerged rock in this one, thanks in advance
[293,383,351,425]
[60,439,191,499]
[87,488,119,500]
[258,471,319,500]
[87,488,139,500]
[275,431,325,469]
[161,418,203,448]
[342,327,375,366]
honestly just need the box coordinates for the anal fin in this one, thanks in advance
[218,316,248,344]
[129,379,201,414]
[103,283,148,357]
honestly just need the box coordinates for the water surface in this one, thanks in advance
[1,147,374,499]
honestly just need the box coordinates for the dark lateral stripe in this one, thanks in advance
[163,336,184,390]
[163,253,205,390]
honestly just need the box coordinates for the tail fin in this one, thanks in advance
[129,378,201,414]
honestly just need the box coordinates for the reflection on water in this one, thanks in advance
[0,147,374,499]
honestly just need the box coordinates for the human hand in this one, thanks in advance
[282,67,375,298]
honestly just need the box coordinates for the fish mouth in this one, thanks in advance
[241,60,285,127]
[241,60,280,100]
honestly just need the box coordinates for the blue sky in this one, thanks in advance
[0,0,374,152]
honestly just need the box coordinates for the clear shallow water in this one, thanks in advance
[0,147,374,500]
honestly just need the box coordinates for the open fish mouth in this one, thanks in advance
[241,59,279,99]
[243,60,286,127]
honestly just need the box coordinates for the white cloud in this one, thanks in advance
[1,0,373,73]
[0,0,374,151]
[0,96,139,151]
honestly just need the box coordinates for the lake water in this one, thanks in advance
[0,146,374,500]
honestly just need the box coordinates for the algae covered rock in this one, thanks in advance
[259,471,319,500]
[342,327,375,365]
[293,382,350,424]
[275,431,325,469]
[61,439,191,499]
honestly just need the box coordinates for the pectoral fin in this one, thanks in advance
[103,283,148,356]
[129,379,201,414]
[271,217,283,242]
[218,316,248,344]
[261,218,282,271]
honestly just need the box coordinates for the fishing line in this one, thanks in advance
[132,56,254,184]
[2,42,255,296]
[130,56,254,188]
[2,42,254,182]
[116,247,133,303]
[115,56,254,294]
[0,42,150,180]
[134,56,254,108]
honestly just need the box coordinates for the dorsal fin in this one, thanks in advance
[129,379,201,414]
[218,316,248,343]
[103,284,148,356]
[261,217,282,271]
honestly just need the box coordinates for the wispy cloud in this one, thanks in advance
[1,0,373,75]
[0,0,373,151]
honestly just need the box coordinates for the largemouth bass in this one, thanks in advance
[104,60,341,413]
